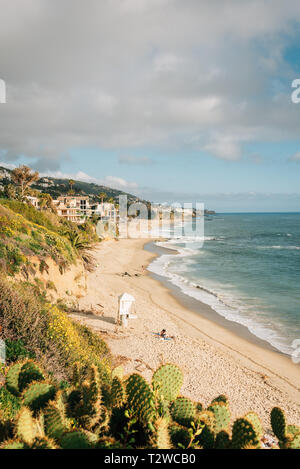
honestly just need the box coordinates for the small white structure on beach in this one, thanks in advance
[117,293,137,327]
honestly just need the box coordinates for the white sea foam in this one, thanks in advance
[148,239,295,356]
[258,245,300,250]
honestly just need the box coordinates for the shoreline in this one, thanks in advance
[144,241,284,356]
[72,238,300,430]
[143,241,300,399]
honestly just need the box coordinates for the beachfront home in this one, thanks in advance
[52,196,91,223]
[26,196,39,209]
[52,199,81,223]
[90,202,118,220]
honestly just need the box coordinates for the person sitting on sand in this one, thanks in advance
[160,329,167,339]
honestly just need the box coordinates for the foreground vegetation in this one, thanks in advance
[0,360,299,449]
[0,277,111,381]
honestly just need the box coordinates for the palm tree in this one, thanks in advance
[63,229,95,271]
[98,192,107,206]
[11,165,39,200]
[38,193,53,211]
[68,179,75,195]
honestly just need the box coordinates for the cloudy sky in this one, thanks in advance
[1,0,300,211]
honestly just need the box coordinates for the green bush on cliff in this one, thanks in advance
[0,277,111,381]
[0,202,77,276]
[0,199,98,275]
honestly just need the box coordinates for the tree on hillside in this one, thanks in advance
[11,165,39,200]
[98,192,107,205]
[38,192,54,211]
[3,183,17,200]
[68,179,75,195]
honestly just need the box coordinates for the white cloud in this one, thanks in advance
[289,151,300,162]
[103,176,138,189]
[42,170,138,191]
[42,170,98,183]
[119,155,154,165]
[0,0,300,167]
[0,161,16,170]
[203,136,242,160]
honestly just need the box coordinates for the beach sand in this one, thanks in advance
[70,238,300,432]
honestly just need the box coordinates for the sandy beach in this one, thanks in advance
[71,238,300,432]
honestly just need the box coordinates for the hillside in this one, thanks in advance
[0,166,147,204]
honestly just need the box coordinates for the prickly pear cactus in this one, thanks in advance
[0,439,29,449]
[22,381,56,412]
[271,407,286,441]
[18,361,45,393]
[215,430,231,449]
[5,362,23,397]
[111,377,126,408]
[207,401,231,433]
[16,407,37,445]
[151,418,171,449]
[71,362,81,387]
[211,394,228,405]
[169,424,191,449]
[5,360,46,398]
[287,432,300,449]
[170,397,196,427]
[126,374,155,423]
[232,417,260,449]
[60,431,91,449]
[244,412,263,440]
[197,423,215,449]
[196,410,216,428]
[152,364,183,403]
[44,404,68,440]
[30,437,57,449]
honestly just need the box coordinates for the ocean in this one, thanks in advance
[147,213,300,357]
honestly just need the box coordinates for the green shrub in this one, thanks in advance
[0,277,111,381]
[5,339,35,363]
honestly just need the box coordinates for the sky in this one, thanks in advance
[1,0,300,211]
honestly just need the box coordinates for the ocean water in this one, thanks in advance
[147,213,300,356]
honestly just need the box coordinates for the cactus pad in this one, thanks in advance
[5,362,23,396]
[22,381,56,412]
[207,402,231,433]
[244,412,263,440]
[60,431,91,449]
[152,364,183,403]
[126,374,155,423]
[271,407,286,441]
[111,377,126,408]
[18,361,45,393]
[169,424,191,449]
[170,397,196,427]
[232,417,260,449]
[16,407,36,445]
